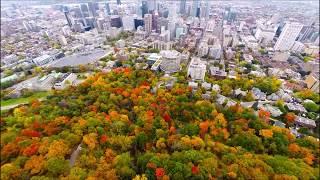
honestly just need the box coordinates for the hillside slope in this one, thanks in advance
[1,68,319,179]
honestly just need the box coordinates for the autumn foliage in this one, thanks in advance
[0,68,318,180]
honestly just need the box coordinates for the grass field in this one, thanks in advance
[1,91,51,107]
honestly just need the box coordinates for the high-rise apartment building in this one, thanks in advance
[180,0,186,15]
[274,22,303,51]
[187,57,206,81]
[144,14,152,33]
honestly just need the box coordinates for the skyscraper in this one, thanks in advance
[201,0,209,18]
[63,6,72,27]
[144,14,152,33]
[192,0,200,17]
[152,11,159,32]
[105,3,111,15]
[148,0,156,11]
[117,0,121,5]
[73,7,84,18]
[180,0,186,15]
[80,4,90,18]
[274,22,303,51]
[141,0,148,18]
[87,2,98,17]
[224,7,236,23]
[298,25,317,42]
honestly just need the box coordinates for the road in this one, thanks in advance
[69,144,82,167]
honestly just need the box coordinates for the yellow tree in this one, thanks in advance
[83,133,98,150]
[24,155,45,175]
[47,140,70,158]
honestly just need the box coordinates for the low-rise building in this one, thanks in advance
[54,73,77,89]
[234,88,247,97]
[286,103,307,113]
[209,66,227,79]
[273,120,286,128]
[201,82,212,90]
[33,54,54,66]
[267,93,280,101]
[201,91,212,100]
[188,81,198,89]
[147,53,162,66]
[2,54,18,65]
[262,104,283,117]
[31,74,57,90]
[305,73,319,93]
[1,74,19,83]
[216,94,236,107]
[251,87,266,100]
[159,50,181,73]
[295,116,316,129]
[212,84,220,92]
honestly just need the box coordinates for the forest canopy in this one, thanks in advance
[1,68,319,180]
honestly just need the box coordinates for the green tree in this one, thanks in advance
[254,77,281,94]
[303,102,319,112]
[46,157,70,176]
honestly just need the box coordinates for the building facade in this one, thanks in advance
[274,22,303,51]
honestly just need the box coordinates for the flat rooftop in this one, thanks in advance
[47,49,110,68]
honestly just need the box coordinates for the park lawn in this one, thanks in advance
[1,91,51,107]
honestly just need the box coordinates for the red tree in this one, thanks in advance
[155,168,165,177]
[191,165,200,175]
[21,129,41,137]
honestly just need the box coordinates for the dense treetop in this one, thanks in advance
[1,68,319,180]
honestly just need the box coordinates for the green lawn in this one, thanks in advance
[1,91,51,107]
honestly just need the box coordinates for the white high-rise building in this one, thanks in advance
[187,57,206,81]
[205,20,215,32]
[209,43,222,59]
[144,14,152,34]
[198,40,209,57]
[255,25,277,44]
[274,22,303,51]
